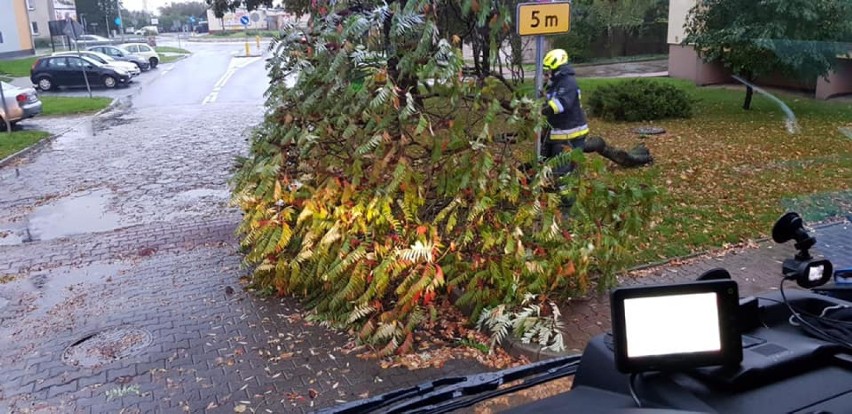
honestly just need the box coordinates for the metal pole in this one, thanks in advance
[70,20,93,98]
[117,0,125,41]
[245,26,250,56]
[534,35,544,162]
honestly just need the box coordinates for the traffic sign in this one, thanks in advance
[516,2,571,36]
[250,12,261,23]
[190,16,196,23]
[115,17,122,27]
[240,15,250,26]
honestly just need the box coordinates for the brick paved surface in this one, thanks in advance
[0,105,488,413]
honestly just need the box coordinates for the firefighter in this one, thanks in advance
[541,48,589,178]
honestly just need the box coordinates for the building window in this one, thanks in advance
[0,32,4,44]
[26,0,35,10]
[31,22,40,35]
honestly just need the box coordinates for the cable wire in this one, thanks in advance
[628,372,643,408]
[779,279,852,350]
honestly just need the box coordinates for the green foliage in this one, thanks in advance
[477,293,566,353]
[551,0,668,61]
[587,79,694,122]
[684,0,852,82]
[232,0,658,354]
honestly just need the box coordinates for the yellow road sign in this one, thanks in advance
[516,2,571,36]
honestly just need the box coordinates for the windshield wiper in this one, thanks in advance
[316,354,582,414]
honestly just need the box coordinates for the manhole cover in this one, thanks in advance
[62,326,152,367]
[634,127,666,135]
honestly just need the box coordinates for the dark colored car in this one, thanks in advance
[30,56,132,91]
[86,45,151,72]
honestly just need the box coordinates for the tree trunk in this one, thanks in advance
[743,86,754,110]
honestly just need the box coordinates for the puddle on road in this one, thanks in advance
[28,188,123,241]
[0,228,27,246]
[26,262,126,319]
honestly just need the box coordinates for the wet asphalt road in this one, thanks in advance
[29,39,270,106]
[0,39,489,413]
[0,41,269,244]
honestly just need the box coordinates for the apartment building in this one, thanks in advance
[26,0,78,43]
[0,0,35,58]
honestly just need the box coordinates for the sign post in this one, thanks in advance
[65,17,93,98]
[250,12,261,51]
[240,15,250,56]
[516,1,571,161]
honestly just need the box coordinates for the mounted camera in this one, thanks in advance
[772,212,833,288]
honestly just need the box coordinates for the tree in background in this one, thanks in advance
[157,1,209,32]
[76,0,120,36]
[552,0,667,62]
[591,0,661,57]
[685,0,852,109]
[206,0,275,18]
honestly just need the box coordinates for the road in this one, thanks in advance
[0,41,488,413]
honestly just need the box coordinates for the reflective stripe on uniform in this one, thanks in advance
[550,124,589,140]
[548,98,565,114]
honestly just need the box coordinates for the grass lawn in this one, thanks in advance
[0,56,40,77]
[39,96,112,117]
[155,46,191,54]
[160,55,188,64]
[0,131,51,159]
[570,78,852,264]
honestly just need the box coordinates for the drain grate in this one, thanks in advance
[62,326,152,367]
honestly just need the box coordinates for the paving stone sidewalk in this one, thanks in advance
[557,219,852,354]
[0,104,490,414]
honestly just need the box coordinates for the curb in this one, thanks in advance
[186,38,274,44]
[0,97,119,169]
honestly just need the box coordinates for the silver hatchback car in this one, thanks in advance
[0,81,43,129]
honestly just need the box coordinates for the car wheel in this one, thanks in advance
[103,75,117,89]
[37,77,54,91]
[149,57,159,68]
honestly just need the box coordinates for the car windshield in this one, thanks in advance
[79,56,105,67]
[2,2,850,414]
[91,52,115,62]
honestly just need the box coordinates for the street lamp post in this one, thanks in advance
[117,0,125,40]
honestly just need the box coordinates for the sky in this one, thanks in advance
[122,0,196,13]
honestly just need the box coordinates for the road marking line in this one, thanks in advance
[202,56,263,105]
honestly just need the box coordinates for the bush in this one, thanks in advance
[587,79,695,122]
[232,2,658,356]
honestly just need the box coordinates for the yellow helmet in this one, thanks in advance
[543,49,569,70]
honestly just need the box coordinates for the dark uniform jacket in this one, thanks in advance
[543,64,589,141]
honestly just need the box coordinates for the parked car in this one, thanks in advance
[72,34,112,47]
[120,43,161,68]
[52,51,141,77]
[0,81,42,129]
[86,45,151,72]
[30,56,132,91]
[134,26,159,36]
